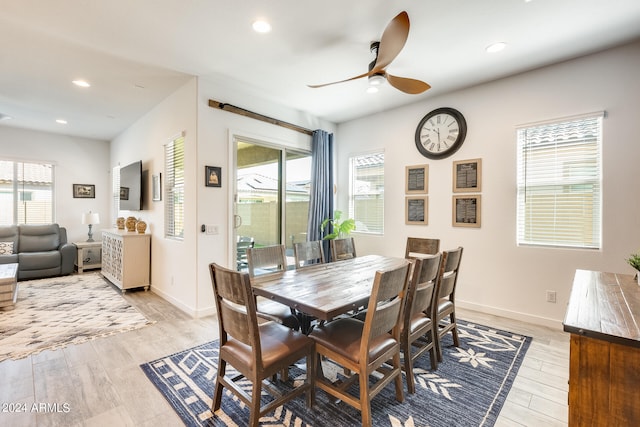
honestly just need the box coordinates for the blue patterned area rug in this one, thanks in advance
[141,320,531,427]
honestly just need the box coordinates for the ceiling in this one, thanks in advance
[1,0,640,141]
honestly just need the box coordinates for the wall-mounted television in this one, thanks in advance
[120,161,143,211]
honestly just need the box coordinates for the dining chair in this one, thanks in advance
[246,244,299,331]
[434,246,464,362]
[404,237,440,259]
[236,236,254,271]
[400,254,441,393]
[293,240,326,269]
[209,263,315,427]
[309,261,410,427]
[330,237,357,262]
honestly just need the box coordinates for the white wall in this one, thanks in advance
[0,126,110,242]
[110,78,198,314]
[336,40,640,328]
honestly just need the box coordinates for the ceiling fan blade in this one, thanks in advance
[372,11,410,71]
[386,74,431,94]
[307,71,370,88]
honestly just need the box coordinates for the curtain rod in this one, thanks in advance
[208,99,313,136]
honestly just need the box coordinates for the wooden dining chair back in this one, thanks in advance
[401,254,441,393]
[236,236,254,271]
[330,237,357,261]
[246,244,298,330]
[246,244,287,277]
[404,237,440,259]
[209,263,315,426]
[309,260,410,427]
[293,240,326,269]
[434,246,464,362]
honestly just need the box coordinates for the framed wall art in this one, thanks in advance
[405,164,429,194]
[453,195,481,228]
[73,184,95,199]
[453,158,482,193]
[152,173,162,201]
[406,196,428,225]
[205,166,222,188]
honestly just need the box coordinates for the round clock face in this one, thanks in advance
[415,107,467,159]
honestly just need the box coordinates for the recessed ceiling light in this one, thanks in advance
[72,80,91,88]
[56,119,68,125]
[486,42,507,53]
[252,19,272,33]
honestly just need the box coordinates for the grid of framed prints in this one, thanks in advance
[452,158,481,227]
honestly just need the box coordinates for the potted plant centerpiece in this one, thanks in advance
[320,210,356,240]
[626,251,640,284]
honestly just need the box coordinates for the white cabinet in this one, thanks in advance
[101,229,150,292]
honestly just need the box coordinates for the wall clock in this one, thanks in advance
[414,107,467,159]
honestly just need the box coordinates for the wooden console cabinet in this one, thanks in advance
[563,270,640,426]
[101,229,150,292]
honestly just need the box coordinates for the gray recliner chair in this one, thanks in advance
[0,224,76,280]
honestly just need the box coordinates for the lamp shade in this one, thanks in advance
[82,212,100,225]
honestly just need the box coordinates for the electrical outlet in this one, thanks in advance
[546,290,557,303]
[206,225,219,235]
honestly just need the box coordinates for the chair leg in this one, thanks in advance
[403,343,416,394]
[429,330,438,370]
[359,370,372,427]
[249,379,262,427]
[212,360,226,411]
[306,352,315,408]
[450,313,460,347]
[392,352,404,403]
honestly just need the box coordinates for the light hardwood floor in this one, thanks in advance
[0,283,569,427]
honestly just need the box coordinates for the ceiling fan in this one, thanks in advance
[308,11,430,94]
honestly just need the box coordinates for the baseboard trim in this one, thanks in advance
[150,287,216,319]
[457,300,564,331]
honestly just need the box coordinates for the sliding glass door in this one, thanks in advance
[234,139,311,271]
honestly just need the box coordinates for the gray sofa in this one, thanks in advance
[0,224,76,280]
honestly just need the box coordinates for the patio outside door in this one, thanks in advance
[234,139,311,271]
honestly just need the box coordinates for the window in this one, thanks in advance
[165,134,185,239]
[0,160,54,225]
[516,113,603,249]
[349,151,384,234]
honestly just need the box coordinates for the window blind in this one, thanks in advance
[165,135,185,239]
[516,113,603,249]
[349,151,384,234]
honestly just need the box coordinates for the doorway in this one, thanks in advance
[234,139,311,271]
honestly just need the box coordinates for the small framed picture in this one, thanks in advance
[405,164,429,194]
[152,173,162,201]
[453,195,481,228]
[205,166,222,188]
[73,184,95,198]
[406,196,428,225]
[453,158,482,193]
[119,187,129,200]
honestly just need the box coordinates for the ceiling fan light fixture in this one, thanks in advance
[368,74,385,86]
[366,86,379,94]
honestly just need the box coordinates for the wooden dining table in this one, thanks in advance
[251,254,409,328]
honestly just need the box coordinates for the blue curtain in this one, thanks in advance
[307,130,334,258]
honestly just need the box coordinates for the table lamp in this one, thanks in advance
[81,211,100,242]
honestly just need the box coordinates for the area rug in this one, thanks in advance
[0,273,154,361]
[141,320,531,427]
